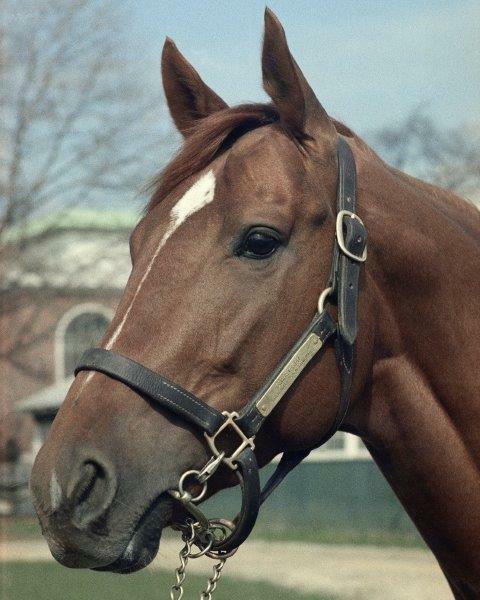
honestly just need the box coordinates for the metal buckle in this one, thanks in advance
[205,411,255,471]
[336,210,367,263]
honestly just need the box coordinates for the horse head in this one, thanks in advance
[30,9,373,573]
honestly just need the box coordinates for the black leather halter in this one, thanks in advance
[75,137,367,555]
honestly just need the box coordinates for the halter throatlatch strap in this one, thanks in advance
[74,136,367,554]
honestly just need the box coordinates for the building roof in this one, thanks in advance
[5,208,140,240]
[16,379,73,415]
[3,210,137,291]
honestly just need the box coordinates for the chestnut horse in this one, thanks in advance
[31,9,479,598]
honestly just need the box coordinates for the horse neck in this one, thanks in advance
[352,145,480,596]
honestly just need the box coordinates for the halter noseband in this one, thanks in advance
[75,136,367,555]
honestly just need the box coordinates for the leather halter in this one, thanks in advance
[75,136,367,554]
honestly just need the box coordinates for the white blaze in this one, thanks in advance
[169,169,216,232]
[105,170,216,349]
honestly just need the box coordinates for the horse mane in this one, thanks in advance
[147,103,280,212]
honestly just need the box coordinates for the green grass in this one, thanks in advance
[0,517,42,541]
[1,516,425,548]
[250,523,426,548]
[0,562,335,600]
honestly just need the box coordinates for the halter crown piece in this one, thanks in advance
[75,137,367,596]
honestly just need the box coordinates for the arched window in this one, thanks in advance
[55,304,112,379]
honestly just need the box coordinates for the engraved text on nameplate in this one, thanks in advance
[255,333,323,417]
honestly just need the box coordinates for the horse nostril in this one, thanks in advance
[74,462,98,505]
[69,458,117,531]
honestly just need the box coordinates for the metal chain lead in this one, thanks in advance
[201,558,226,600]
[170,520,230,600]
[170,528,195,600]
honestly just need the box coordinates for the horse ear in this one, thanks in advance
[262,8,335,142]
[161,38,228,137]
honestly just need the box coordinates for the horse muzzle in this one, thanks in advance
[30,441,178,571]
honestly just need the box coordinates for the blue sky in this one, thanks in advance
[123,1,479,136]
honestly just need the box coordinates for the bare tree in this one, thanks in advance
[0,0,169,383]
[0,0,169,248]
[0,0,173,458]
[373,108,480,203]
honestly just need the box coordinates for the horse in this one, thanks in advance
[30,8,480,598]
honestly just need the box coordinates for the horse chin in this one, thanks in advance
[94,492,174,574]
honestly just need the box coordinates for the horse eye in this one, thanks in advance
[240,228,281,259]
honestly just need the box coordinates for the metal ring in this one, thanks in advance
[189,530,215,558]
[178,470,207,503]
[205,519,238,559]
[318,286,333,313]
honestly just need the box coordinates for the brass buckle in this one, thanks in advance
[205,411,255,470]
[336,210,367,262]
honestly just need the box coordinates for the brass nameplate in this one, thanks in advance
[255,333,323,417]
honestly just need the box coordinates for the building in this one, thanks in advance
[0,210,133,508]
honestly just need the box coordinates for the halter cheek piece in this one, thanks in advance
[75,137,367,555]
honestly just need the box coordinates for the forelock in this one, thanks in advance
[146,103,280,212]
